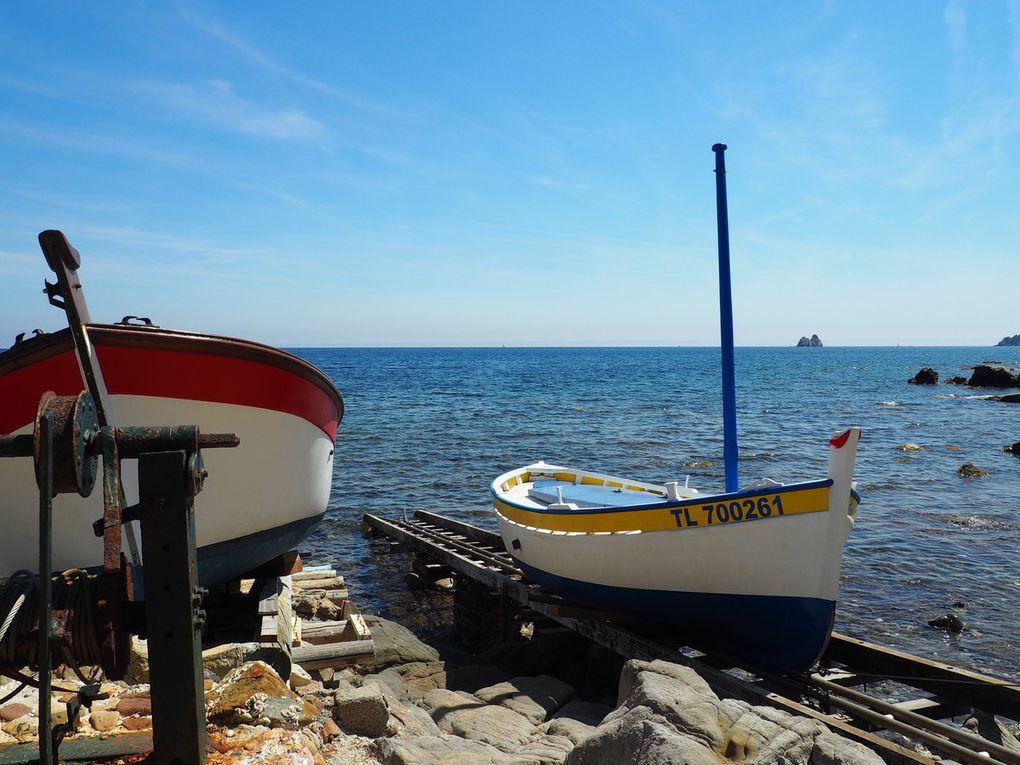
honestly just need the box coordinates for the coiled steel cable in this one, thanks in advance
[0,570,103,671]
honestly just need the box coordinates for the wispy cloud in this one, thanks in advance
[0,116,198,166]
[177,5,400,117]
[139,79,322,139]
[83,225,272,260]
[0,251,39,277]
[178,5,337,96]
[944,0,967,55]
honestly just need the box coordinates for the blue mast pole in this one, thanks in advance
[712,143,739,492]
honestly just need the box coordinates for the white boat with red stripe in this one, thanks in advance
[0,231,343,585]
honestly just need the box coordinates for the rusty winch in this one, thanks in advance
[0,389,237,765]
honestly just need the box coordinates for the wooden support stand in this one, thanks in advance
[254,560,375,674]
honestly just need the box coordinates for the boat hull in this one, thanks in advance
[491,429,861,673]
[512,555,834,673]
[495,487,849,672]
[0,326,342,585]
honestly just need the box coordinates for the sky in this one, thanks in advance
[1,1,1019,347]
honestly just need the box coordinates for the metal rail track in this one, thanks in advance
[364,510,1020,765]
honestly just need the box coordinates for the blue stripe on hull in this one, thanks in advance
[512,557,835,673]
[195,512,325,586]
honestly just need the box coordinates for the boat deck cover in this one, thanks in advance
[529,480,664,508]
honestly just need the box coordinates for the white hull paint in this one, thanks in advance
[496,502,851,602]
[0,394,334,574]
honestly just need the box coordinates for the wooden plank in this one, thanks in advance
[277,576,293,651]
[293,577,345,591]
[259,614,278,643]
[293,569,339,582]
[257,594,278,616]
[302,620,349,643]
[826,633,1020,719]
[292,639,375,670]
[345,613,370,640]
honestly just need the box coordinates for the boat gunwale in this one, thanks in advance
[0,324,344,420]
[492,466,834,517]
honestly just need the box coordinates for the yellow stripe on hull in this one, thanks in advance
[493,484,831,534]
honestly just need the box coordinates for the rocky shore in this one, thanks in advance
[0,613,887,764]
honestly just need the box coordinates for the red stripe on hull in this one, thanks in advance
[99,345,339,440]
[0,350,82,434]
[0,345,338,441]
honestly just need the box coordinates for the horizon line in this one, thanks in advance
[278,343,1016,350]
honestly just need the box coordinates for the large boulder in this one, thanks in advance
[333,684,391,737]
[908,367,938,384]
[474,675,575,724]
[201,642,262,681]
[205,661,317,729]
[565,659,883,765]
[423,688,535,752]
[374,734,521,765]
[969,365,1019,388]
[362,615,440,669]
[1005,441,1020,456]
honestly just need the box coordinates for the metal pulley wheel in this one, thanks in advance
[33,390,99,497]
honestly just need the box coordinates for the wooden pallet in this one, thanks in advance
[256,563,375,672]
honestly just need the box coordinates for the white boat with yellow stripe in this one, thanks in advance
[491,426,862,673]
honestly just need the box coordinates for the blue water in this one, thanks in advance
[292,346,1020,677]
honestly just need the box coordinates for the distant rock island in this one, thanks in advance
[997,334,1020,347]
[796,334,823,347]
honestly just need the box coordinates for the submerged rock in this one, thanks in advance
[944,376,968,385]
[908,367,939,384]
[957,463,987,478]
[969,365,1019,388]
[929,613,965,633]
[1004,441,1020,456]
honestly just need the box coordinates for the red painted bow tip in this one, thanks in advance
[829,429,853,449]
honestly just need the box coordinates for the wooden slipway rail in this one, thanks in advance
[364,510,1020,765]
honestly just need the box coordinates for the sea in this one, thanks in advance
[290,346,1020,678]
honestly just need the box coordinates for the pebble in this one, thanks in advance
[116,697,152,716]
[122,716,152,730]
[90,710,121,732]
[0,703,32,722]
[321,717,341,742]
